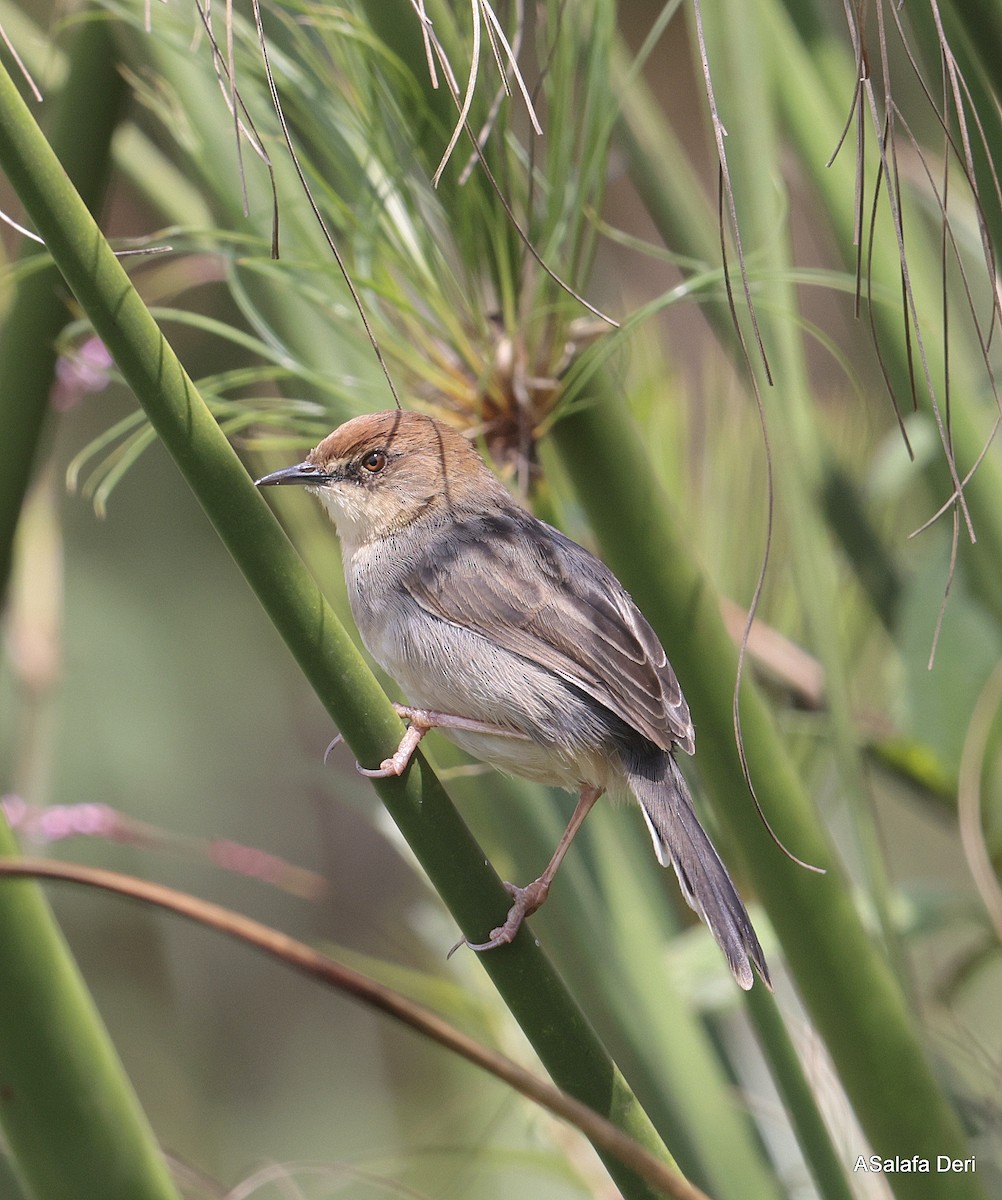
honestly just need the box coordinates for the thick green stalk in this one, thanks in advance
[477,778,782,1200]
[551,392,984,1200]
[613,29,889,1200]
[699,0,907,993]
[743,985,855,1200]
[0,56,680,1200]
[0,16,124,600]
[0,823,181,1200]
[0,20,181,1200]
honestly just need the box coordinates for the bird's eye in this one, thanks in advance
[360,450,387,473]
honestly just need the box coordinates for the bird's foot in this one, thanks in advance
[356,705,529,778]
[356,721,427,778]
[451,877,551,955]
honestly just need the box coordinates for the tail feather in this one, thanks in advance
[627,750,770,990]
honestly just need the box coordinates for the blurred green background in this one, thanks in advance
[2,0,1002,1197]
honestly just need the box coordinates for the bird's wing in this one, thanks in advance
[402,510,694,753]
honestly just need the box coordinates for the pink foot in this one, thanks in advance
[454,878,551,954]
[356,705,529,778]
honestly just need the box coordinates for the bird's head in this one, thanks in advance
[255,410,506,549]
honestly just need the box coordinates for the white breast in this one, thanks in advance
[345,540,618,792]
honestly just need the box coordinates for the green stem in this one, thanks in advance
[743,985,855,1200]
[0,19,181,1200]
[0,823,181,1200]
[701,0,908,1003]
[0,16,125,600]
[0,53,681,1200]
[551,391,984,1200]
[613,24,897,1200]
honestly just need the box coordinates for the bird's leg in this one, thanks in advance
[356,705,530,778]
[463,786,604,953]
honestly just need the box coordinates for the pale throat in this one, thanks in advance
[310,480,422,551]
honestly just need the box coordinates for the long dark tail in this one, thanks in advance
[626,749,770,990]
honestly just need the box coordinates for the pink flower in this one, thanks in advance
[51,337,114,411]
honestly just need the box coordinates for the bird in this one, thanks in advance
[256,409,769,988]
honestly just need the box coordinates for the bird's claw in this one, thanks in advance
[355,721,428,778]
[449,878,551,955]
[356,756,405,778]
[355,706,533,778]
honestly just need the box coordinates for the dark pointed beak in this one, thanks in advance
[254,461,328,487]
